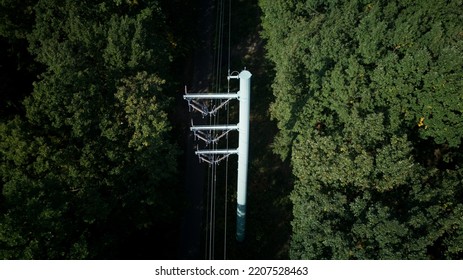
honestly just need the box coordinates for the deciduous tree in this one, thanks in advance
[260,0,463,259]
[1,0,179,259]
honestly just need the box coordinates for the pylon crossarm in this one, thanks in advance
[194,130,235,145]
[191,124,238,131]
[198,153,235,165]
[187,98,235,117]
[195,149,238,155]
[191,125,238,145]
[184,93,239,100]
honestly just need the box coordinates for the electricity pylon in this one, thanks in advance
[184,70,251,242]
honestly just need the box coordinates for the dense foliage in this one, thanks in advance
[3,0,461,260]
[260,0,463,259]
[1,0,179,259]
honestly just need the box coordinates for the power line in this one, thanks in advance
[208,0,226,260]
[224,0,232,260]
[189,0,233,260]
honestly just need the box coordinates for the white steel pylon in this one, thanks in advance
[184,70,251,242]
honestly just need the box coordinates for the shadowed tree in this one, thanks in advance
[260,0,463,259]
[1,0,179,259]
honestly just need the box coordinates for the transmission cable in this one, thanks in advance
[205,0,233,260]
[206,0,225,260]
[223,0,233,260]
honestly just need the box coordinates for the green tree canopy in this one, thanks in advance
[260,0,463,259]
[1,0,179,259]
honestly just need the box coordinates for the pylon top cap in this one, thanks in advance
[239,70,252,80]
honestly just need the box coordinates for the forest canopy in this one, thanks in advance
[259,0,463,259]
[2,0,462,260]
[1,0,180,259]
